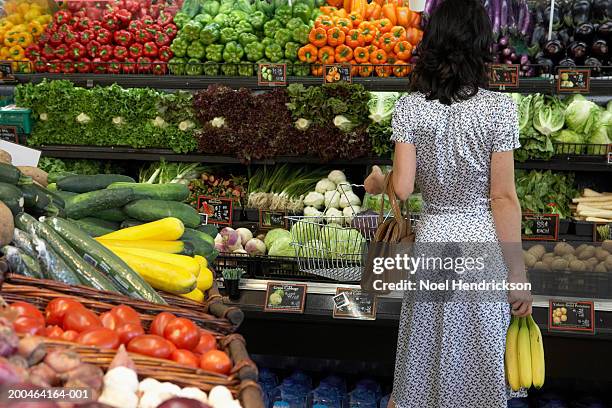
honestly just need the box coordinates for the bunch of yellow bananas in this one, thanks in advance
[505,315,545,391]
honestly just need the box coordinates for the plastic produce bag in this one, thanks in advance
[2,245,43,279]
[11,228,37,258]
[31,235,81,285]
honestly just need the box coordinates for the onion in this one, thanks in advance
[65,364,104,393]
[108,345,136,371]
[44,350,81,373]
[17,336,44,359]
[157,397,211,408]
[235,228,253,246]
[0,357,25,384]
[28,363,58,387]
[244,238,266,256]
[0,318,18,357]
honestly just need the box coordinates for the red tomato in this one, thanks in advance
[62,330,79,342]
[63,308,102,333]
[100,311,119,330]
[110,305,141,325]
[150,312,176,336]
[77,328,120,349]
[194,331,217,354]
[127,335,175,359]
[171,349,199,368]
[200,350,232,375]
[163,317,199,351]
[116,323,144,345]
[44,298,84,326]
[11,301,44,323]
[44,325,64,339]
[13,316,44,335]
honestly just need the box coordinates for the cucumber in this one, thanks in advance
[65,188,135,220]
[19,183,51,213]
[2,245,43,279]
[0,163,30,185]
[46,217,166,304]
[56,190,77,201]
[182,228,215,246]
[48,171,76,184]
[15,213,120,292]
[71,218,118,237]
[198,224,218,237]
[30,184,65,209]
[58,174,135,193]
[30,235,81,285]
[12,228,37,258]
[124,199,201,228]
[180,228,218,263]
[120,219,143,229]
[0,182,24,215]
[107,182,190,201]
[97,208,127,222]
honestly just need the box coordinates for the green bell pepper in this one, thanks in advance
[234,0,255,13]
[291,24,310,44]
[250,11,266,30]
[235,20,253,35]
[293,63,310,77]
[223,41,244,63]
[292,4,311,24]
[315,0,326,7]
[284,41,300,61]
[200,23,221,45]
[255,0,274,17]
[311,8,322,21]
[185,58,203,75]
[238,63,254,76]
[203,61,219,75]
[221,64,238,76]
[262,37,274,47]
[286,17,303,31]
[206,44,224,62]
[279,59,293,75]
[263,19,282,38]
[187,40,206,59]
[228,10,248,27]
[219,0,234,14]
[170,37,189,57]
[274,28,291,48]
[168,57,186,75]
[245,41,264,61]
[239,32,258,48]
[265,43,283,62]
[220,27,238,43]
[173,12,190,28]
[274,5,292,26]
[213,13,229,27]
[194,13,213,25]
[202,0,220,16]
[183,21,203,41]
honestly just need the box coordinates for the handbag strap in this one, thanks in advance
[379,171,410,233]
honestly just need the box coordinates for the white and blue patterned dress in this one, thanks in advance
[390,89,522,408]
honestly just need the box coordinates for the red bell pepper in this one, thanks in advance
[115,9,132,27]
[151,60,167,75]
[98,44,113,61]
[67,15,79,27]
[154,32,170,47]
[102,12,119,31]
[133,29,152,44]
[34,59,47,73]
[86,40,101,58]
[49,32,64,46]
[149,4,160,19]
[55,44,69,60]
[107,59,121,74]
[76,17,92,31]
[145,24,161,37]
[24,44,41,60]
[92,58,107,74]
[74,10,86,19]
[137,56,151,73]
[41,44,55,60]
[61,60,75,74]
[163,23,177,38]
[122,57,137,74]
[158,46,172,62]
[128,20,143,31]
[80,29,95,44]
[75,58,91,73]
[128,42,143,58]
[54,11,72,25]
[38,32,50,44]
[113,45,128,60]
[124,0,139,13]
[143,41,158,58]
[64,30,78,45]
[58,23,72,35]
[157,11,173,26]
[141,15,155,26]
[96,28,112,44]
[47,60,61,74]
[70,43,87,59]
[91,20,104,33]
[113,30,133,47]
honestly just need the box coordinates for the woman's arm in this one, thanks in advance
[490,150,532,317]
[364,143,416,200]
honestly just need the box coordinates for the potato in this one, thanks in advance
[0,201,13,246]
[575,244,588,254]
[533,261,550,272]
[604,255,612,272]
[524,252,537,268]
[551,258,569,271]
[594,262,607,273]
[568,259,586,272]
[602,240,612,253]
[527,244,546,261]
[17,166,48,187]
[554,242,574,256]
[542,253,555,266]
[586,257,599,268]
[577,246,596,260]
[0,149,11,164]
[562,253,577,263]
[595,248,610,262]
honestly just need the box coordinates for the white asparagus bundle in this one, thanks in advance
[585,217,612,222]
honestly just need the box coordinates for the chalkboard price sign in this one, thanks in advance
[333,287,377,320]
[522,213,559,241]
[0,62,15,84]
[259,209,287,230]
[264,283,307,313]
[258,63,287,86]
[607,144,611,164]
[197,196,233,225]
[0,126,18,143]
[548,299,594,333]
[557,68,590,93]
[324,64,352,84]
[489,64,519,88]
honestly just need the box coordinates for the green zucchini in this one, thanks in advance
[15,213,119,292]
[71,218,118,237]
[120,219,143,229]
[46,217,166,304]
[58,174,135,193]
[65,188,135,219]
[107,182,190,201]
[0,182,24,215]
[180,228,217,263]
[19,183,51,213]
[55,190,77,201]
[30,184,65,209]
[124,199,201,228]
[197,224,218,237]
[12,229,37,258]
[2,245,43,279]
[30,234,81,285]
[48,171,76,184]
[182,228,215,246]
[0,163,30,185]
[97,208,127,222]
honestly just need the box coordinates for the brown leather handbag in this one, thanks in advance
[361,171,415,294]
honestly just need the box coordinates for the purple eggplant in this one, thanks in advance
[535,54,554,75]
[507,0,517,35]
[568,41,588,62]
[503,58,514,64]
[592,0,612,23]
[543,39,564,61]
[500,0,508,34]
[502,47,513,57]
[492,0,501,37]
[591,39,609,58]
[520,64,530,72]
[526,67,536,77]
[585,56,603,76]
[499,36,509,47]
[543,1,562,31]
[519,0,530,36]
[558,57,577,67]
[572,0,591,27]
[520,54,529,65]
[510,52,518,62]
[575,23,595,42]
[598,21,612,42]
[557,28,572,47]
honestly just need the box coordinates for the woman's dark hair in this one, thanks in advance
[410,0,493,105]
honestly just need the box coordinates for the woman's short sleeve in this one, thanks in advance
[390,97,415,144]
[492,95,521,152]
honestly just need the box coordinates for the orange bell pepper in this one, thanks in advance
[320,6,338,15]
[393,40,412,60]
[345,29,364,48]
[405,27,423,45]
[393,61,410,77]
[376,18,393,33]
[409,12,421,28]
[378,32,397,53]
[371,31,382,48]
[349,59,359,76]
[336,18,352,34]
[348,12,363,28]
[366,44,378,55]
[375,65,392,77]
[369,48,387,64]
[311,64,324,76]
[315,15,335,31]
[390,26,406,41]
[309,27,328,47]
[332,8,348,18]
[359,64,373,77]
[396,7,410,27]
[372,0,384,5]
[335,44,353,62]
[364,3,381,20]
[298,44,318,63]
[350,0,362,16]
[325,0,343,8]
[318,46,335,64]
[353,46,369,63]
[358,21,376,42]
[381,4,397,25]
[343,0,351,13]
[327,27,346,47]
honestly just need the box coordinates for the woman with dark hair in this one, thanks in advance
[364,0,533,406]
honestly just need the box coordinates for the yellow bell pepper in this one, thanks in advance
[0,21,14,31]
[24,9,41,22]
[4,32,19,47]
[27,21,43,37]
[34,15,50,25]
[18,3,30,14]
[15,31,32,47]
[6,14,24,25]
[4,2,18,14]
[12,24,27,33]
[9,45,25,60]
[0,47,10,59]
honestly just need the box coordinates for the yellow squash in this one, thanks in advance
[105,245,200,277]
[99,217,184,241]
[180,288,205,302]
[97,239,186,254]
[197,266,214,292]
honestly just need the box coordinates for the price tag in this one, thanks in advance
[324,64,352,84]
[489,64,519,88]
[333,287,377,320]
[0,126,18,143]
[522,213,559,241]
[264,283,307,313]
[557,68,590,93]
[258,209,287,230]
[0,62,16,84]
[258,63,287,86]
[196,196,233,226]
[548,299,594,333]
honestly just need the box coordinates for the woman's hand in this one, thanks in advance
[508,288,533,317]
[364,165,385,194]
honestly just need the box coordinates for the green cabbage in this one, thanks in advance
[268,236,296,257]
[290,221,320,244]
[532,96,565,136]
[552,129,584,154]
[565,99,600,135]
[264,228,291,250]
[367,92,400,124]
